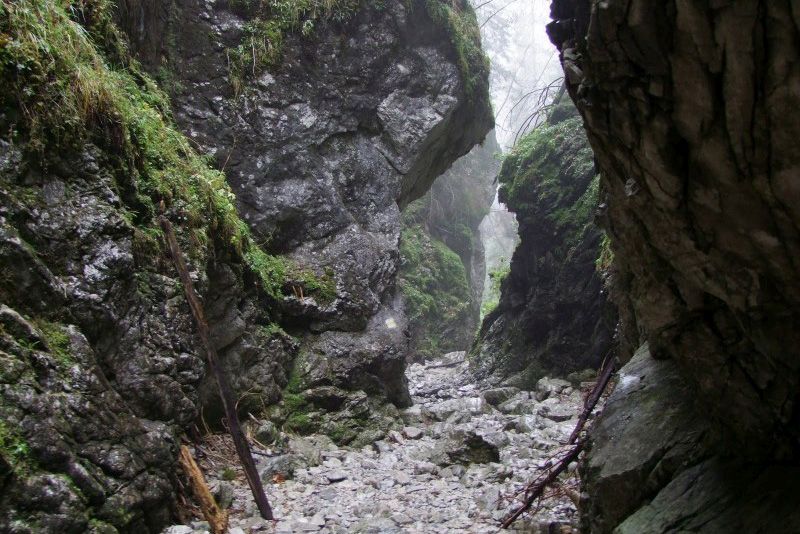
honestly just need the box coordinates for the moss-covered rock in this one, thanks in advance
[0,1,299,530]
[399,223,473,360]
[471,97,615,386]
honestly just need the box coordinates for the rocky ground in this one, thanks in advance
[164,353,587,533]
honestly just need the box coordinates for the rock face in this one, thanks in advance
[399,133,499,361]
[472,97,615,386]
[0,3,295,530]
[118,0,493,420]
[548,0,800,530]
[581,344,800,533]
[0,0,491,532]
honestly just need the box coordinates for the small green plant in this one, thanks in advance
[398,221,472,360]
[259,322,287,338]
[283,412,315,434]
[480,260,510,319]
[0,420,32,473]
[226,0,360,94]
[34,320,73,366]
[221,467,237,481]
[596,233,614,272]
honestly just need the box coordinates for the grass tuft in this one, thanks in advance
[0,0,332,304]
[226,0,360,94]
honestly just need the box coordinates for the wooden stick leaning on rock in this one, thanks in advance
[568,355,616,445]
[160,215,275,521]
[500,354,616,530]
[178,445,229,534]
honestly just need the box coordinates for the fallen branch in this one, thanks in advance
[500,441,585,529]
[568,357,616,444]
[500,355,617,529]
[178,445,229,534]
[160,215,274,520]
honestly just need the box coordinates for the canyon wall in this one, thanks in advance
[548,0,800,530]
[472,97,615,387]
[117,0,493,443]
[400,133,499,361]
[0,1,491,531]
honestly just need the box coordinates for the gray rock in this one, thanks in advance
[444,431,500,465]
[402,426,423,440]
[214,481,235,509]
[326,470,348,483]
[581,345,710,531]
[260,454,303,481]
[534,377,572,402]
[254,421,279,444]
[537,401,575,422]
[481,387,520,406]
[413,462,439,475]
[400,405,425,424]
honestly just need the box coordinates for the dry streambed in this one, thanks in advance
[164,352,586,533]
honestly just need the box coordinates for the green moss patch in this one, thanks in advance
[421,0,490,105]
[498,106,598,256]
[399,219,472,360]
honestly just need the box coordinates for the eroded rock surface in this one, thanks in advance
[549,0,800,455]
[548,0,800,529]
[119,0,494,414]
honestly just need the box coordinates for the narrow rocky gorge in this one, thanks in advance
[1,0,798,532]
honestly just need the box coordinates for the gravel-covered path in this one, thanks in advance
[164,352,585,534]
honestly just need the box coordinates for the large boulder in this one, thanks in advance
[582,344,800,532]
[118,0,494,419]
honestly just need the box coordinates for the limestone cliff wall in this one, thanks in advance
[118,0,493,426]
[0,1,491,531]
[548,0,800,530]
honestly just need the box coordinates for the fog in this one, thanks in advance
[474,0,563,310]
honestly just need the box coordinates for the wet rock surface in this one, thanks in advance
[119,0,494,414]
[166,352,585,533]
